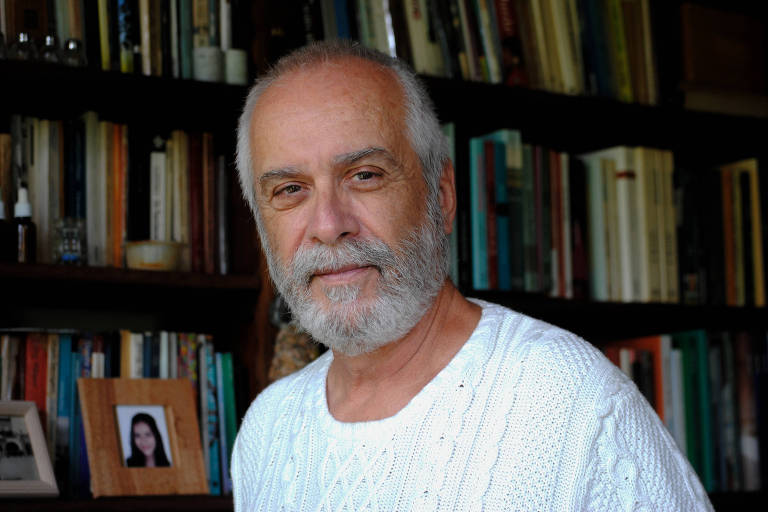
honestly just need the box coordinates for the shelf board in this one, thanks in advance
[422,75,767,160]
[0,263,262,333]
[2,61,764,162]
[471,289,768,342]
[0,262,260,290]
[0,61,247,133]
[3,495,232,512]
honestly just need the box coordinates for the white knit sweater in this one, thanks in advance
[231,300,713,511]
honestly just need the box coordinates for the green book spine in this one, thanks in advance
[694,330,714,491]
[222,352,237,458]
[674,332,701,477]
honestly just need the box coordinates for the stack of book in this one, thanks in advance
[313,0,659,103]
[1,114,228,273]
[2,0,246,82]
[603,330,768,493]
[0,329,239,497]
[465,130,766,306]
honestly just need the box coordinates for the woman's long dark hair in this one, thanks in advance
[125,412,171,467]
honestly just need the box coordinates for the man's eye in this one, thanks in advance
[354,171,376,180]
[275,184,302,196]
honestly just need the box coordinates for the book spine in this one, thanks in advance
[205,339,221,495]
[179,0,194,79]
[24,333,48,429]
[216,352,232,494]
[484,139,498,289]
[469,137,488,289]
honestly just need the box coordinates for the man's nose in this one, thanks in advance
[305,188,360,245]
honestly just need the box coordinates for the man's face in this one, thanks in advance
[248,59,449,355]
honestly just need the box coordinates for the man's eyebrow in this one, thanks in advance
[258,167,301,193]
[333,147,398,167]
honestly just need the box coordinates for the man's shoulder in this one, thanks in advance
[471,299,609,383]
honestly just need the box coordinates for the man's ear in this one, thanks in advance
[438,160,457,234]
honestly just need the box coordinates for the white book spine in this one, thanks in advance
[220,0,232,51]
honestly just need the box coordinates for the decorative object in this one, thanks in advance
[77,379,208,497]
[0,401,58,497]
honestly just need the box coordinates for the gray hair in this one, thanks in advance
[235,40,449,230]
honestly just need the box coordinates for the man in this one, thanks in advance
[232,40,712,511]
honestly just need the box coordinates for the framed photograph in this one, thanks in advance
[0,401,59,497]
[77,379,208,497]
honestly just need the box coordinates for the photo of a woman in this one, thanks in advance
[125,413,171,468]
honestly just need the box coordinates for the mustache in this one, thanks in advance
[289,237,398,286]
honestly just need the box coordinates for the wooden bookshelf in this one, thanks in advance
[3,0,767,507]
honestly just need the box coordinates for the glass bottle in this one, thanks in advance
[8,32,38,61]
[41,34,61,63]
[63,38,87,67]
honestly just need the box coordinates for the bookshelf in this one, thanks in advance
[2,0,766,509]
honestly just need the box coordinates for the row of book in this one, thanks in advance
[2,0,246,82]
[0,330,238,497]
[464,128,766,306]
[602,330,768,492]
[1,114,229,273]
[307,0,659,104]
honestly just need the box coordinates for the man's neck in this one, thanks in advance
[326,282,481,422]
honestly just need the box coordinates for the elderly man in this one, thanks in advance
[231,41,712,511]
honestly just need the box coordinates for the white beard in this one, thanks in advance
[264,214,449,356]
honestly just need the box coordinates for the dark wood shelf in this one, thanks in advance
[471,289,768,342]
[0,60,247,134]
[3,495,232,512]
[1,61,764,163]
[0,263,262,333]
[423,75,767,162]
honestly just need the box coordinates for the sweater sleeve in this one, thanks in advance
[583,363,714,511]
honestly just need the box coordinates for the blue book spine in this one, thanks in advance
[469,137,489,290]
[143,333,153,378]
[205,342,221,495]
[55,335,73,493]
[179,0,193,79]
[333,0,350,38]
[493,140,511,290]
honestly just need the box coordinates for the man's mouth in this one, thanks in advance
[311,265,376,283]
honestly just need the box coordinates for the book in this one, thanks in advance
[603,334,672,426]
[216,352,232,494]
[24,333,48,429]
[733,331,761,490]
[469,135,489,289]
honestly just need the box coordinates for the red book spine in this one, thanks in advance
[188,133,204,272]
[485,140,498,289]
[24,333,48,430]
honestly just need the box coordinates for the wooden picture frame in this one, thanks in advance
[0,400,59,497]
[77,378,208,497]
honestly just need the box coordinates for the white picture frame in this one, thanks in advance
[0,401,59,497]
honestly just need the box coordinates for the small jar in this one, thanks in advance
[9,32,38,61]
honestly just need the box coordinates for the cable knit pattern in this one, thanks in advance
[232,300,714,511]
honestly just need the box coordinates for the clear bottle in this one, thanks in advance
[41,34,61,63]
[8,32,38,61]
[0,189,16,262]
[13,186,36,263]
